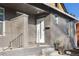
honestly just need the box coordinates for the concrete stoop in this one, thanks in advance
[0,47,42,56]
[49,51,69,56]
[41,48,68,56]
[41,48,55,56]
[0,47,68,56]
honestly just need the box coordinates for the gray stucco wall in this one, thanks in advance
[0,7,36,48]
[0,14,28,48]
[27,13,74,50]
[44,15,51,45]
[28,15,37,47]
[49,14,73,50]
[37,13,73,50]
[0,6,75,50]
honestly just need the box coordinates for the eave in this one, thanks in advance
[29,3,77,21]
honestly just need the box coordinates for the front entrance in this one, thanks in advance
[36,18,45,44]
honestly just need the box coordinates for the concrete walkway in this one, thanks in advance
[0,47,69,56]
[49,51,69,56]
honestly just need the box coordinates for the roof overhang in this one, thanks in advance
[0,3,48,15]
[29,3,78,21]
[0,3,77,21]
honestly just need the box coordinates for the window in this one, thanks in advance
[64,25,68,34]
[67,22,74,37]
[55,14,59,24]
[0,7,5,36]
[55,3,58,7]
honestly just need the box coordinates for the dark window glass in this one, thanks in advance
[0,9,3,21]
[0,15,3,21]
[0,8,4,35]
[0,22,3,35]
[55,3,58,7]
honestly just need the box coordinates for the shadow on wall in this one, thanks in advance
[52,23,74,50]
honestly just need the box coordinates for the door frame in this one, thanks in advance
[75,22,79,48]
[36,17,45,44]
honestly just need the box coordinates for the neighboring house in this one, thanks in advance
[50,3,67,12]
[0,3,77,52]
[74,21,79,48]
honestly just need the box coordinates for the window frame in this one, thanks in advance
[55,14,59,24]
[0,7,5,36]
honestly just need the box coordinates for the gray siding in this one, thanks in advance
[0,7,75,50]
[28,15,37,47]
[49,14,73,49]
[44,15,51,45]
[0,14,28,48]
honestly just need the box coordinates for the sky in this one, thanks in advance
[64,3,79,19]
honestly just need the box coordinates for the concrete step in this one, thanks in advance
[0,48,42,56]
[41,48,68,56]
[39,45,50,47]
[0,47,68,56]
[49,51,61,56]
[0,47,53,56]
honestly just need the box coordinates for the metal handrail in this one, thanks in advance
[3,33,23,51]
[10,33,23,48]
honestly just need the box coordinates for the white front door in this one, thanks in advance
[36,18,45,43]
